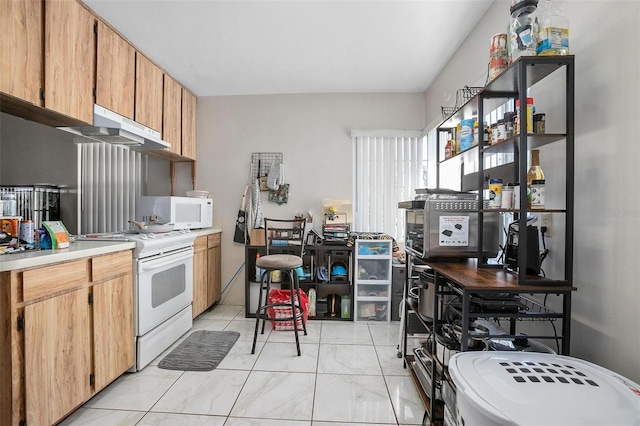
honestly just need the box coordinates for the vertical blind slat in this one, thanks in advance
[81,143,142,234]
[353,134,426,240]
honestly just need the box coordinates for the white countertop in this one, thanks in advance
[0,241,137,272]
[0,227,222,272]
[190,227,223,237]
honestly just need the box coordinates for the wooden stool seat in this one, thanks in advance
[257,254,303,270]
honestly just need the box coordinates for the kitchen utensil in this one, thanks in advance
[451,321,490,347]
[128,220,175,233]
[258,160,269,191]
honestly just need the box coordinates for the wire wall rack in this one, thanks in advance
[441,85,485,121]
[250,152,283,182]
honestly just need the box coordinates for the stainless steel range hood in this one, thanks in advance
[58,105,170,150]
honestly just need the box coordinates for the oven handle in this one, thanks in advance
[138,247,193,272]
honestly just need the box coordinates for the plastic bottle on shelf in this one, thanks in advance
[308,288,317,317]
[255,253,262,281]
[472,120,479,147]
[537,0,569,56]
[516,97,535,133]
[444,139,453,159]
[527,149,545,209]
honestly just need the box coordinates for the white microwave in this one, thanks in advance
[138,196,213,230]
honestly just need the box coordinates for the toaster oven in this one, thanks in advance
[400,191,499,259]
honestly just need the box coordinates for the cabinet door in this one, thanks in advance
[135,52,163,132]
[181,88,197,160]
[24,288,91,426]
[96,20,135,119]
[44,0,95,124]
[208,233,222,305]
[0,0,42,104]
[93,274,134,391]
[192,236,208,318]
[163,74,182,154]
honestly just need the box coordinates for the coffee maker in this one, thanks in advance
[505,218,540,275]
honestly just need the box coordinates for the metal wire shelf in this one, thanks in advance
[456,86,483,107]
[441,106,457,121]
[441,86,485,121]
[445,295,561,322]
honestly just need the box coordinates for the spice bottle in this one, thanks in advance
[533,113,546,134]
[501,184,515,209]
[504,112,515,138]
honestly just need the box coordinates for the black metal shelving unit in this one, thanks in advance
[411,56,575,425]
[435,56,575,285]
[402,253,575,425]
[245,244,354,320]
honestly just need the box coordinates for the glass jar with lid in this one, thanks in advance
[2,193,17,216]
[509,0,539,61]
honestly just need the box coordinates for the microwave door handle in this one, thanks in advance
[138,250,193,272]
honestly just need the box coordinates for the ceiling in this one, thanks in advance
[83,0,494,97]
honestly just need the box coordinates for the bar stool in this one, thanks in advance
[251,218,307,356]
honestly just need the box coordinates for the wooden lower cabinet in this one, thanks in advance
[25,287,92,426]
[0,248,134,425]
[92,273,134,392]
[208,233,222,306]
[192,235,209,318]
[192,233,222,318]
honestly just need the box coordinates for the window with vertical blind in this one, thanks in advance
[351,130,426,241]
[80,142,145,234]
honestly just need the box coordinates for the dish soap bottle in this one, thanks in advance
[537,0,570,55]
[527,149,545,208]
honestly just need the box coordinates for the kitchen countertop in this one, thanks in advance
[190,227,223,237]
[0,227,222,272]
[0,240,137,272]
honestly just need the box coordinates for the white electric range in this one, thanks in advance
[78,229,197,370]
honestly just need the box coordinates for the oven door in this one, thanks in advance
[136,246,194,336]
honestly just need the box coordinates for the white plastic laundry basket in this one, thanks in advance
[448,351,640,426]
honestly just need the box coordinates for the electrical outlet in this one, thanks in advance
[541,213,552,237]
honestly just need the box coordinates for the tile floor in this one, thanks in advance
[60,305,427,426]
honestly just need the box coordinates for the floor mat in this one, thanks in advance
[158,330,240,371]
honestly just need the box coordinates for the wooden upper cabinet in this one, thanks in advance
[44,0,95,124]
[163,74,182,154]
[96,20,135,119]
[0,0,43,105]
[135,53,163,132]
[181,88,197,160]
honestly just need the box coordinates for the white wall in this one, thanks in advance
[424,0,640,382]
[196,93,425,306]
